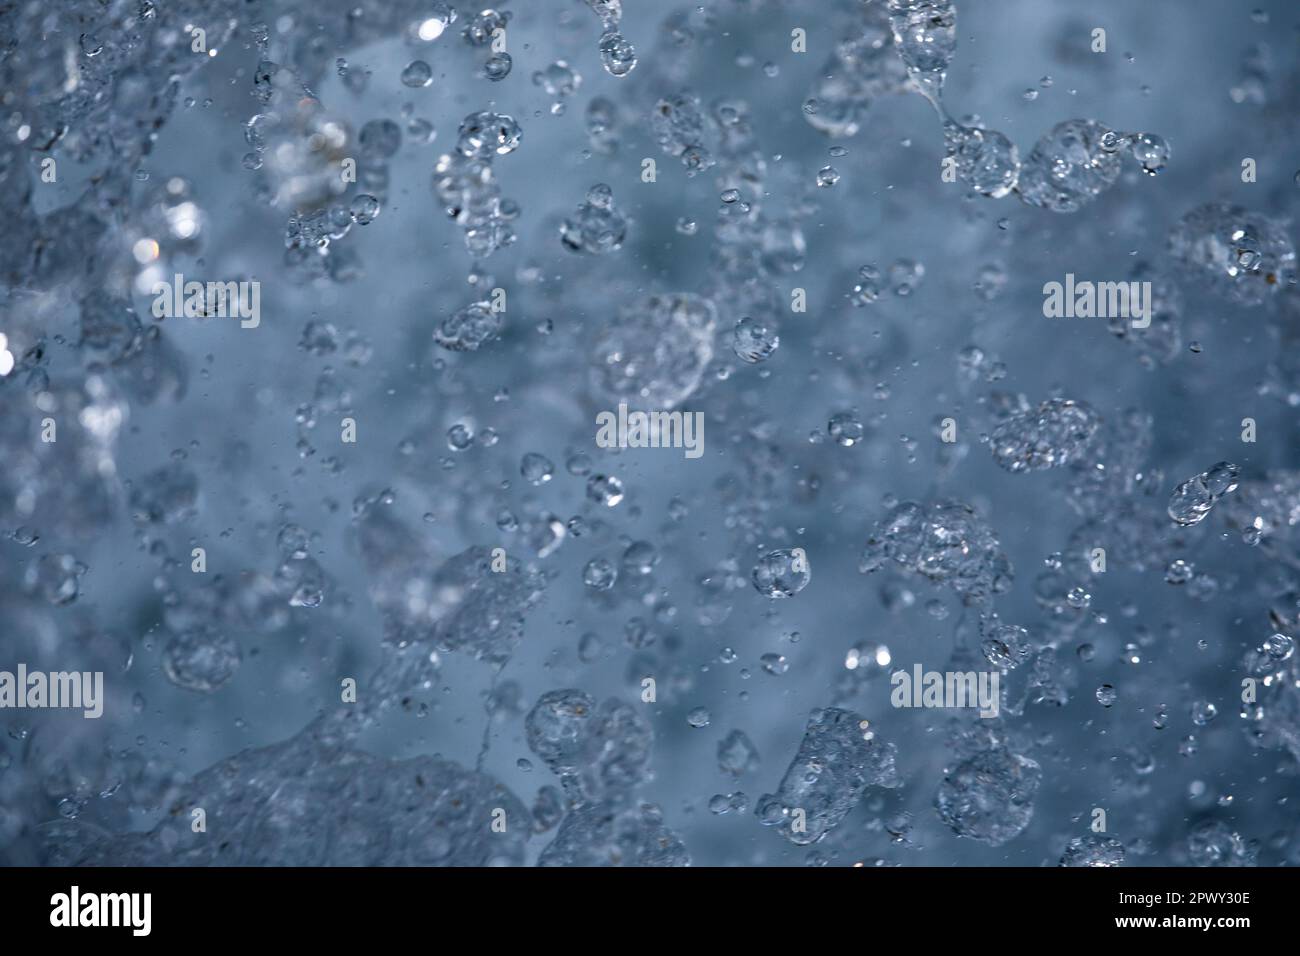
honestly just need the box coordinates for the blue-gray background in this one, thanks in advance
[1,0,1298,866]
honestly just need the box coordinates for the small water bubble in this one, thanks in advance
[447,423,474,451]
[583,557,617,590]
[889,259,925,296]
[598,31,637,77]
[622,541,658,576]
[533,61,582,99]
[586,474,624,507]
[520,453,555,485]
[816,166,840,188]
[401,60,433,88]
[1264,633,1294,661]
[483,53,513,81]
[1096,684,1117,708]
[751,549,811,598]
[828,412,865,447]
[277,523,311,560]
[732,318,779,364]
[851,265,881,306]
[1165,559,1194,585]
[1129,132,1171,176]
[350,194,381,225]
[687,707,711,728]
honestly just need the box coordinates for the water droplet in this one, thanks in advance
[401,60,433,88]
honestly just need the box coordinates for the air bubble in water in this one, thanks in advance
[401,60,433,88]
[1168,462,1239,526]
[599,32,637,77]
[349,194,380,224]
[751,549,811,598]
[434,301,503,352]
[560,184,627,254]
[586,474,625,507]
[520,453,554,485]
[828,412,865,447]
[1129,132,1171,175]
[1168,203,1295,305]
[935,749,1040,846]
[583,558,617,590]
[732,317,779,364]
[483,53,512,81]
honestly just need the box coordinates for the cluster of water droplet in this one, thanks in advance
[879,0,1170,210]
[1168,202,1296,305]
[581,0,637,78]
[989,399,1102,473]
[755,708,899,845]
[860,500,1013,604]
[4,0,1298,872]
[524,689,687,864]
[560,184,628,254]
[433,110,523,260]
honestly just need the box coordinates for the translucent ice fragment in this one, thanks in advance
[756,707,899,845]
[1168,461,1239,527]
